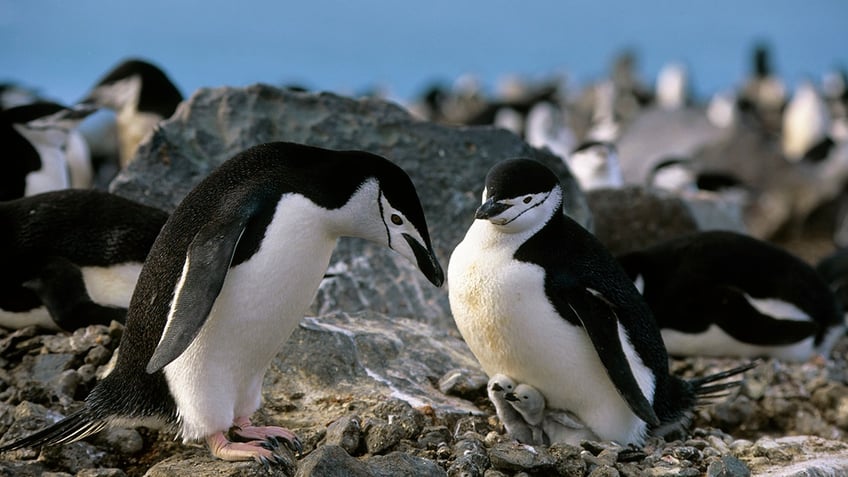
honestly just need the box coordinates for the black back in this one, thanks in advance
[93,142,434,419]
[618,231,843,344]
[0,102,70,200]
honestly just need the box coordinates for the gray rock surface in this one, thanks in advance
[587,186,746,255]
[110,84,591,328]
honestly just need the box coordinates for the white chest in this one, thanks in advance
[448,225,652,444]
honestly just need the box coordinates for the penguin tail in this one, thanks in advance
[690,360,761,404]
[0,408,108,452]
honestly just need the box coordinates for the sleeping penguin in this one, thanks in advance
[618,230,845,361]
[0,189,168,331]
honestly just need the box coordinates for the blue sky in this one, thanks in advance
[1,1,846,105]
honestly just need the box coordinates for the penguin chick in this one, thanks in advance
[81,58,183,166]
[618,230,846,361]
[0,142,444,466]
[1,102,96,200]
[448,158,755,445]
[487,374,535,444]
[505,383,599,445]
[0,189,168,331]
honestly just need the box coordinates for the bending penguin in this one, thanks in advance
[0,142,444,465]
[81,58,183,167]
[618,231,846,361]
[0,189,168,331]
[1,102,95,200]
[448,158,753,446]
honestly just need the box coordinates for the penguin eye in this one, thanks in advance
[390,214,403,226]
[523,196,532,204]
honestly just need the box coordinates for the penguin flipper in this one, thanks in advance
[560,288,661,426]
[146,215,249,373]
[714,287,819,345]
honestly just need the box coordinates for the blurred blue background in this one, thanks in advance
[1,0,846,104]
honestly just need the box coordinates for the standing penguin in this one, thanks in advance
[487,374,535,444]
[81,58,183,166]
[448,159,751,445]
[0,142,443,465]
[1,102,95,200]
[618,231,846,361]
[0,189,168,331]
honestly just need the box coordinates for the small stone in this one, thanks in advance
[437,368,488,399]
[294,444,371,477]
[483,470,509,477]
[324,415,362,455]
[488,442,556,472]
[706,455,751,477]
[76,469,127,477]
[76,364,98,384]
[29,354,76,384]
[453,415,492,438]
[448,437,489,477]
[94,427,144,455]
[367,451,448,476]
[363,418,403,455]
[84,345,112,366]
[548,443,587,476]
[418,425,452,449]
[588,465,620,477]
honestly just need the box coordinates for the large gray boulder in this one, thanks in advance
[110,84,591,329]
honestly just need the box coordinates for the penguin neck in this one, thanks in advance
[327,178,387,245]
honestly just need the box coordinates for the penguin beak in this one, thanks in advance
[402,233,445,287]
[491,382,503,392]
[476,198,511,221]
[504,392,519,402]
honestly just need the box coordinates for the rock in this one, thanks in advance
[294,444,370,477]
[587,186,745,255]
[706,455,751,477]
[266,310,482,428]
[487,442,557,472]
[366,451,448,476]
[76,469,127,477]
[323,415,362,454]
[94,427,145,455]
[145,447,296,477]
[736,435,848,476]
[112,85,591,328]
[438,368,488,400]
[448,437,489,476]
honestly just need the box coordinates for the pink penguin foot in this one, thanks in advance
[206,431,284,466]
[231,416,303,454]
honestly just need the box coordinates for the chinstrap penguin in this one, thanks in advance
[618,231,846,361]
[0,189,168,331]
[505,382,599,445]
[1,102,95,200]
[81,58,183,166]
[448,158,754,445]
[487,374,535,444]
[0,142,444,465]
[566,141,623,191]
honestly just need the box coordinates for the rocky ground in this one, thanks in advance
[2,86,847,476]
[0,320,847,476]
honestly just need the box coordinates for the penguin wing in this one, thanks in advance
[708,286,819,345]
[555,286,661,426]
[146,215,249,373]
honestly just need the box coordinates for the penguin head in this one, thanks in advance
[487,373,517,395]
[476,158,562,234]
[566,141,622,191]
[505,384,546,424]
[357,159,444,287]
[81,58,182,117]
